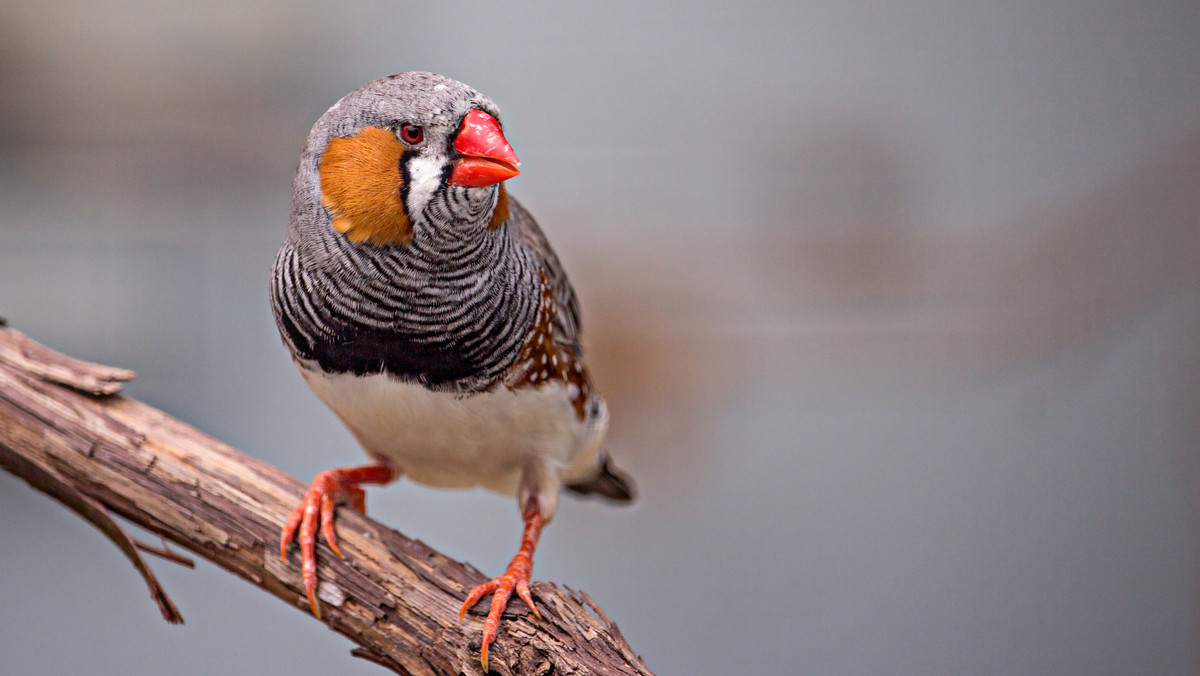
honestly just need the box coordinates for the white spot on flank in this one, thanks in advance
[434,84,447,91]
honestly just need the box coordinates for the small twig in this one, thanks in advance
[0,439,184,624]
[135,536,196,569]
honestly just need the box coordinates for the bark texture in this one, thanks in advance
[0,324,652,676]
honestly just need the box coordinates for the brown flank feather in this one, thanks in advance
[505,272,593,420]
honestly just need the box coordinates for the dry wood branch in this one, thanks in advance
[0,326,652,676]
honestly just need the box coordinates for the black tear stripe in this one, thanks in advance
[397,150,415,223]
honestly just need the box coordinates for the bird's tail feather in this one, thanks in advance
[565,454,636,503]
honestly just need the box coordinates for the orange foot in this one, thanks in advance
[459,507,545,671]
[280,463,394,618]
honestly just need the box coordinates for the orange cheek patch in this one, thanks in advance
[319,126,413,246]
[487,182,510,231]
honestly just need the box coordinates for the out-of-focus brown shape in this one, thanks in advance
[580,121,1199,478]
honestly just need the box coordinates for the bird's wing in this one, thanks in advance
[505,194,584,356]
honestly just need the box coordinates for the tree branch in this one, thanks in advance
[0,326,652,676]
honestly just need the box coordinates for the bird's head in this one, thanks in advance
[291,72,519,248]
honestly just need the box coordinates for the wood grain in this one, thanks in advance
[0,326,652,676]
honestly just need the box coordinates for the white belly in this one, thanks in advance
[299,367,607,496]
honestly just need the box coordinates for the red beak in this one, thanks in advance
[448,110,521,187]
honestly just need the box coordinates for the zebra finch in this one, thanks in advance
[270,71,635,670]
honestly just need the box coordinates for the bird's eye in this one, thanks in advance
[399,125,424,145]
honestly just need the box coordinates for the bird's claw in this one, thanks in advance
[280,472,345,618]
[459,561,541,671]
[280,466,388,619]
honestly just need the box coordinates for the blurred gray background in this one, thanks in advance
[2,1,1199,674]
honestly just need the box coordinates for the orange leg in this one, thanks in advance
[459,500,546,671]
[280,463,394,618]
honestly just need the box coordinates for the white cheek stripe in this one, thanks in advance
[402,154,446,222]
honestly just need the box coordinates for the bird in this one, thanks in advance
[270,71,635,669]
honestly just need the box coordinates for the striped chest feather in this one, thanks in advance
[271,222,540,390]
